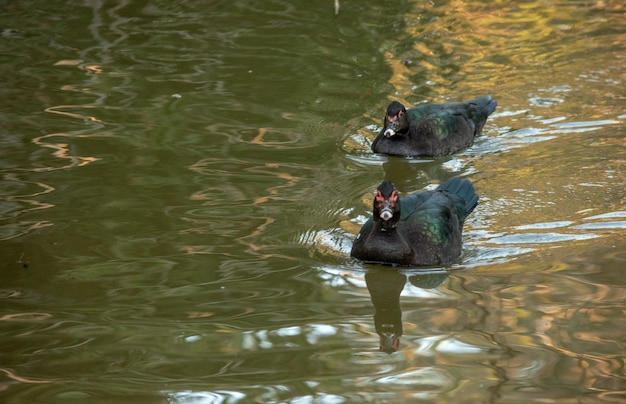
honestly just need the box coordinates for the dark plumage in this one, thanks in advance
[371,95,497,157]
[350,177,478,266]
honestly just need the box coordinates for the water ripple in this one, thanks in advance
[1,0,624,402]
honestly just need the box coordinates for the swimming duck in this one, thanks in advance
[371,96,497,157]
[351,177,478,266]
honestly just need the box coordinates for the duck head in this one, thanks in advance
[383,101,409,138]
[374,181,401,229]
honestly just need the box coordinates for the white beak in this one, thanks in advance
[380,208,393,221]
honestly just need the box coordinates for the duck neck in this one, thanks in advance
[376,218,399,232]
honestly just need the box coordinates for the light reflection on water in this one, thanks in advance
[1,0,625,402]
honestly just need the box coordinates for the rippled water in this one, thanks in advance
[1,0,625,402]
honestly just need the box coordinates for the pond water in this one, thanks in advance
[1,0,625,402]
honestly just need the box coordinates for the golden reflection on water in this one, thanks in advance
[30,132,100,172]
[0,368,52,385]
[0,174,55,241]
[359,0,626,277]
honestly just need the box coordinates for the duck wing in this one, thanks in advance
[398,177,478,265]
[436,176,479,225]
[407,95,497,140]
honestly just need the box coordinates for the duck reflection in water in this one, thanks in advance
[365,269,448,353]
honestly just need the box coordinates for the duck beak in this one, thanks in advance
[383,128,396,138]
[379,207,393,221]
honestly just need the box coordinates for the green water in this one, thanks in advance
[1,0,624,402]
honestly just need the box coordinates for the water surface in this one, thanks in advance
[1,0,625,402]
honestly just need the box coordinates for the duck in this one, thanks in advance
[350,177,478,266]
[371,95,497,157]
